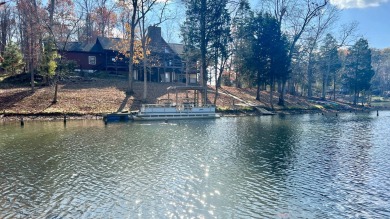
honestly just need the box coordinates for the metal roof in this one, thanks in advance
[97,37,125,51]
[167,86,206,91]
[59,36,185,57]
[168,43,184,56]
[58,42,94,52]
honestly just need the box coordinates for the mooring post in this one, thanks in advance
[64,114,67,124]
[20,117,24,126]
[104,117,108,125]
[336,113,338,117]
[377,110,379,116]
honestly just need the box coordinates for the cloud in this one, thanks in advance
[330,0,389,9]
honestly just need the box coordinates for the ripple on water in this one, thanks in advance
[1,114,390,218]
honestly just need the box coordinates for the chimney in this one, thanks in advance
[148,26,162,42]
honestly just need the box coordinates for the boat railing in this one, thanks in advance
[157,98,173,105]
[199,104,215,108]
[141,103,216,109]
[142,104,175,108]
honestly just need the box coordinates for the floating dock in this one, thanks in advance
[103,112,133,122]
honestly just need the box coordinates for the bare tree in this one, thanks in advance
[43,0,82,103]
[264,0,329,105]
[0,2,12,55]
[138,0,170,101]
[118,0,139,94]
[92,0,118,37]
[302,4,338,98]
[16,0,45,92]
[118,0,167,94]
[75,0,97,42]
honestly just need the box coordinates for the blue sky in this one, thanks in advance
[333,0,390,49]
[247,0,390,49]
[165,0,390,49]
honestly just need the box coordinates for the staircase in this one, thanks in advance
[216,89,276,115]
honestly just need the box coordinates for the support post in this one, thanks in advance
[175,89,178,105]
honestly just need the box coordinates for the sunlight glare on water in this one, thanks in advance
[1,112,390,218]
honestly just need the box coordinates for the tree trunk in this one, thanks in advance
[256,71,261,101]
[49,0,55,28]
[30,70,35,92]
[53,78,58,104]
[0,8,9,55]
[142,46,147,101]
[333,75,336,100]
[256,83,261,101]
[321,77,326,100]
[277,79,282,93]
[185,56,189,86]
[214,86,218,105]
[213,63,218,105]
[353,69,358,105]
[278,79,286,106]
[270,77,274,110]
[200,0,207,104]
[127,7,137,95]
[30,41,35,93]
[322,55,331,100]
[307,55,314,98]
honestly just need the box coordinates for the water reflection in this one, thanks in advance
[1,112,390,218]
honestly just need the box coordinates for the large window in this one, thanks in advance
[88,56,96,65]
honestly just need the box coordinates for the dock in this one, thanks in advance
[103,112,134,122]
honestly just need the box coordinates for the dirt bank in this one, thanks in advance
[0,77,383,121]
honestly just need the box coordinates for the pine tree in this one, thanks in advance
[343,38,375,105]
[319,34,341,100]
[1,43,24,75]
[245,12,289,108]
[231,0,253,88]
[181,0,230,103]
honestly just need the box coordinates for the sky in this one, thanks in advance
[331,0,390,49]
[152,0,390,49]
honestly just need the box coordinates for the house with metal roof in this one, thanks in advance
[59,26,198,83]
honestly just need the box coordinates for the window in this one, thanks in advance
[88,56,96,65]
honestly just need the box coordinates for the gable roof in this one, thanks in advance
[96,37,125,51]
[58,41,94,52]
[168,43,184,57]
[60,36,185,58]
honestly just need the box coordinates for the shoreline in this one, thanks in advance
[2,80,390,123]
[0,112,104,121]
[1,107,387,122]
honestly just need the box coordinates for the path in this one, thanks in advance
[213,89,276,115]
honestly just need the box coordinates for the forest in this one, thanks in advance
[1,0,389,108]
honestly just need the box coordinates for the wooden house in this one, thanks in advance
[60,26,198,83]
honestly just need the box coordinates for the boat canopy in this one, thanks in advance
[167,86,206,91]
[166,86,207,106]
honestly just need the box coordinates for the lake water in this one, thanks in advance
[1,112,390,218]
